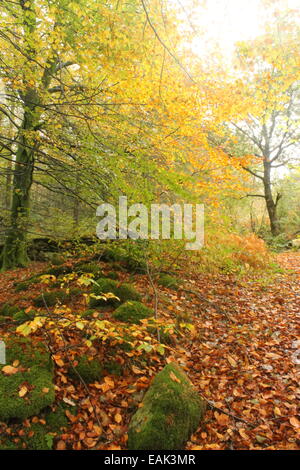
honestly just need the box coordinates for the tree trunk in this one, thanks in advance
[263,160,281,236]
[0,89,39,270]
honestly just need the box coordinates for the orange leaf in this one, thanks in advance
[2,365,18,375]
[289,417,300,428]
[169,371,181,383]
[214,411,230,426]
[56,440,66,450]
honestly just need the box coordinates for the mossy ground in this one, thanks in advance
[0,303,20,317]
[113,301,153,324]
[158,274,180,289]
[33,288,83,307]
[128,363,205,450]
[0,337,55,421]
[75,262,102,278]
[89,278,141,307]
[0,406,70,450]
[68,355,103,383]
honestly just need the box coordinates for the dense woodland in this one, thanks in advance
[0,0,299,452]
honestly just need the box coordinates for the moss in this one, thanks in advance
[113,301,153,324]
[105,271,119,280]
[89,278,141,308]
[22,423,53,450]
[33,288,83,307]
[15,277,40,292]
[123,256,147,274]
[75,262,102,278]
[33,290,66,307]
[49,253,65,266]
[13,310,36,323]
[0,438,21,450]
[45,406,69,431]
[0,303,20,317]
[0,337,55,421]
[104,360,123,376]
[127,362,205,450]
[68,355,103,383]
[42,265,73,277]
[147,325,174,345]
[100,247,123,262]
[158,274,180,289]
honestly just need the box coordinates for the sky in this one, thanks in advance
[191,0,300,61]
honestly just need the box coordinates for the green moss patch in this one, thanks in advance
[0,303,20,317]
[0,337,55,421]
[13,310,36,323]
[89,278,141,308]
[104,271,119,280]
[42,265,73,277]
[68,355,103,383]
[75,262,102,278]
[158,274,180,289]
[33,288,83,307]
[128,362,205,450]
[113,301,153,324]
[15,277,40,292]
[0,406,70,450]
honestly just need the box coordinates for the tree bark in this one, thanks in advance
[263,160,281,236]
[0,88,39,270]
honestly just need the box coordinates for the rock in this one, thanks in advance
[113,301,153,324]
[127,362,205,450]
[0,337,55,421]
[68,355,103,383]
[89,278,141,307]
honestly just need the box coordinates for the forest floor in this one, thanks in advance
[0,251,299,450]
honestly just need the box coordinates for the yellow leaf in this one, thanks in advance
[19,386,28,397]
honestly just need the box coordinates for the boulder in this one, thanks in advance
[89,278,141,307]
[113,301,153,324]
[128,362,205,450]
[0,337,55,421]
[291,239,300,248]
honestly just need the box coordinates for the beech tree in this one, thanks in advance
[230,17,300,236]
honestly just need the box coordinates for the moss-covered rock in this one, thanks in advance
[127,362,205,450]
[33,288,83,307]
[113,301,153,324]
[0,303,20,317]
[13,309,36,323]
[158,274,180,289]
[123,256,147,274]
[68,355,103,383]
[15,277,40,292]
[42,265,73,277]
[104,271,119,280]
[104,360,123,376]
[147,325,175,345]
[89,278,141,308]
[0,337,55,421]
[46,252,66,266]
[100,247,123,262]
[75,262,102,278]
